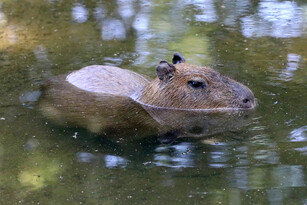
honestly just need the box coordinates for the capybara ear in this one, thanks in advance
[156,60,176,81]
[172,52,185,64]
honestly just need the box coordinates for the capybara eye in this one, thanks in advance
[188,80,206,89]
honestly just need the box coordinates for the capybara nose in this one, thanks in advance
[241,92,255,109]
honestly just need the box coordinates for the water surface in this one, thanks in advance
[0,0,307,204]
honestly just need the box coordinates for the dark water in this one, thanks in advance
[1,0,307,204]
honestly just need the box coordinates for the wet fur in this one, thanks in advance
[39,56,255,135]
[137,63,254,109]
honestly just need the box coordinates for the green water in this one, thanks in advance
[0,0,307,204]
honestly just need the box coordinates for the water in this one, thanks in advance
[0,0,307,204]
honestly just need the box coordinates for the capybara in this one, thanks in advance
[39,53,255,136]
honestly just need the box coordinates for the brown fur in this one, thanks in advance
[136,63,255,109]
[39,73,159,135]
[39,55,255,136]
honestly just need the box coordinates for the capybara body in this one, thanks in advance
[66,65,149,96]
[39,53,255,136]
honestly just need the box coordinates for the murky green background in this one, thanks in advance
[0,0,307,204]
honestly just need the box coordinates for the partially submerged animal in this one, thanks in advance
[136,53,254,110]
[39,53,255,136]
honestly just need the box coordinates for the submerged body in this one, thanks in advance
[39,53,255,137]
[40,67,155,134]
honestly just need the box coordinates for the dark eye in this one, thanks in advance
[188,80,206,89]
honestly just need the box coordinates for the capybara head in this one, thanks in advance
[136,53,255,110]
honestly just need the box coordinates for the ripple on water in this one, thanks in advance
[153,142,195,168]
[288,126,307,142]
[76,152,96,163]
[241,1,303,38]
[104,155,129,168]
[279,53,301,82]
[103,56,123,67]
[209,146,231,168]
[71,3,89,23]
[76,152,129,168]
[101,19,126,40]
[251,134,272,145]
[294,146,307,155]
[228,165,305,190]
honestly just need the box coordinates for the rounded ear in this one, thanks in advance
[172,52,185,64]
[156,60,176,81]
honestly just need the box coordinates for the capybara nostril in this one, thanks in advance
[243,98,250,104]
[240,94,255,109]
